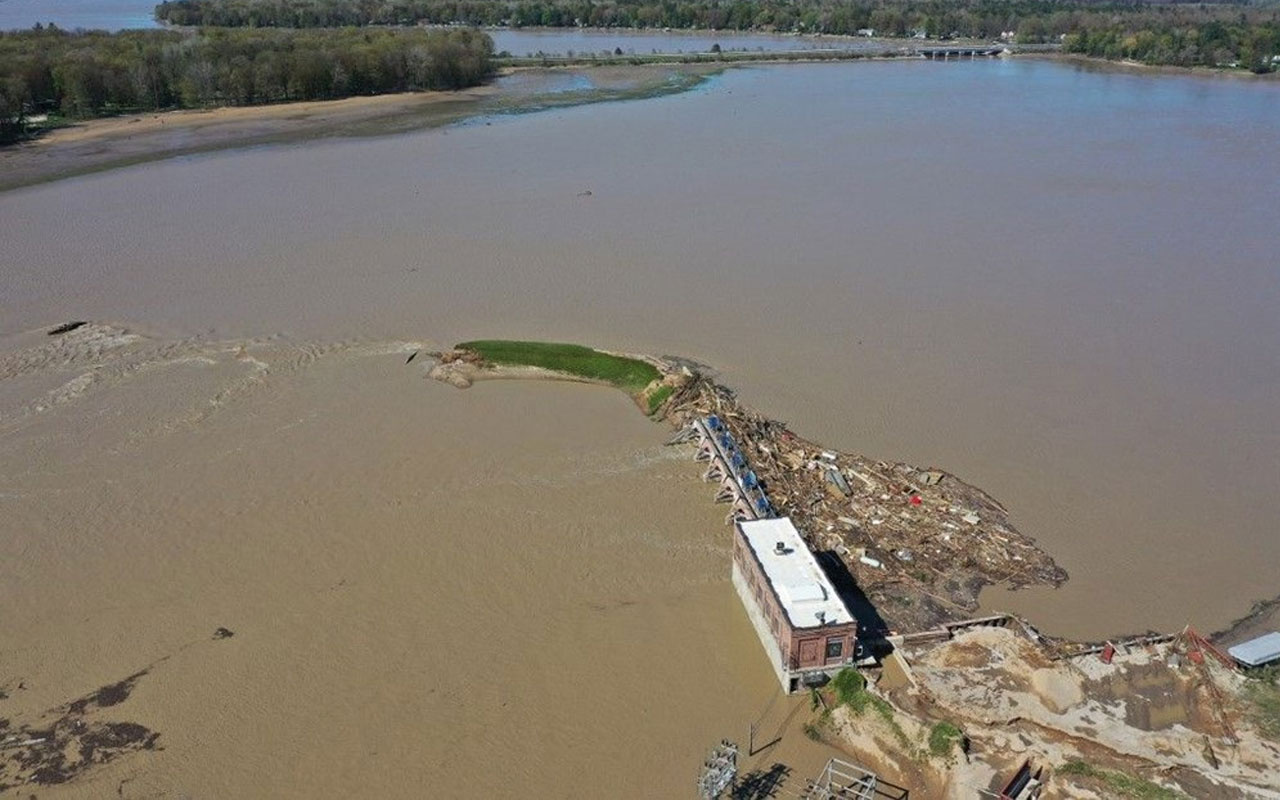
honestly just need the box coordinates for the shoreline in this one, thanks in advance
[1029,51,1280,81]
[6,48,1273,193]
[0,87,496,193]
[0,62,723,193]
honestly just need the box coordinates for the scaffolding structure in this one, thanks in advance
[697,740,739,799]
[800,757,878,800]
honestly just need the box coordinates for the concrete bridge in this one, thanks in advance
[671,416,773,523]
[918,45,1006,59]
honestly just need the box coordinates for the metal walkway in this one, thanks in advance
[678,415,774,524]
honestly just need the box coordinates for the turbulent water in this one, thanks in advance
[2,58,1279,795]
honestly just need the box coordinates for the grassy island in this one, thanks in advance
[454,340,672,413]
[457,340,659,392]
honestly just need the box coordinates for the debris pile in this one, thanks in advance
[0,671,159,790]
[427,349,486,388]
[426,345,1066,633]
[654,364,1067,633]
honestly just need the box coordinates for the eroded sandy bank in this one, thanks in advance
[0,63,721,192]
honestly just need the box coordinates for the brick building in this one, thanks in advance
[731,516,858,692]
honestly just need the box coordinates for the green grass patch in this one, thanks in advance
[828,668,911,749]
[1057,761,1188,799]
[645,384,674,415]
[830,668,866,707]
[457,340,660,394]
[832,668,884,718]
[1243,667,1280,741]
[861,692,894,722]
[927,722,963,758]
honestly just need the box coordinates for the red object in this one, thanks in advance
[910,495,922,505]
[1184,626,1237,669]
[1189,649,1205,665]
[1101,643,1115,664]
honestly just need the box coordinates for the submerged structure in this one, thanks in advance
[732,516,858,692]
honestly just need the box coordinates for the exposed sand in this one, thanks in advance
[0,89,497,192]
[0,63,720,192]
[897,627,1280,798]
[44,93,494,144]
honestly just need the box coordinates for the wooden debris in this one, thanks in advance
[655,365,1067,633]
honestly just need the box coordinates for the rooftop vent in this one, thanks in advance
[775,541,787,555]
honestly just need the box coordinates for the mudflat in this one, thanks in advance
[0,63,721,192]
[0,89,495,191]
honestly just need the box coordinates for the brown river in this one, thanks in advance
[2,59,1279,796]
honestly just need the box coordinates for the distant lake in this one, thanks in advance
[0,0,158,30]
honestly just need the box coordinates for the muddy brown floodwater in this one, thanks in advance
[0,326,835,796]
[1,59,1279,796]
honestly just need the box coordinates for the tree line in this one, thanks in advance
[1063,12,1279,70]
[0,26,493,143]
[154,0,1166,36]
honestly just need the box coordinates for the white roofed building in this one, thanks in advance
[731,517,858,692]
[1228,632,1280,668]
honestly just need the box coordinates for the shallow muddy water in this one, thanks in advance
[0,325,834,796]
[2,58,1279,795]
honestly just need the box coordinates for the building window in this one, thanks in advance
[826,638,843,660]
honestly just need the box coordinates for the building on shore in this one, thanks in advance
[1228,632,1280,669]
[731,516,858,692]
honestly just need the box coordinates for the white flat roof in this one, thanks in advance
[738,517,854,629]
[1228,632,1280,667]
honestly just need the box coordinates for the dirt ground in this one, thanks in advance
[0,62,723,193]
[0,89,496,192]
[818,626,1280,798]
